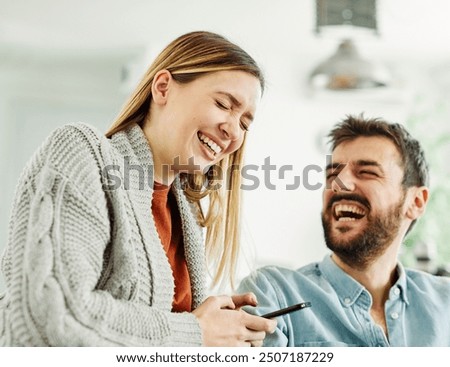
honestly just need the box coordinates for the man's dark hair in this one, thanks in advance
[328,114,429,188]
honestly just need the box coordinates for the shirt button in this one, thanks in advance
[344,297,351,305]
[393,287,400,296]
[391,312,399,320]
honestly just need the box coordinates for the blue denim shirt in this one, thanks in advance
[238,255,450,346]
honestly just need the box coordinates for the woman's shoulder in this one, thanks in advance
[24,122,111,188]
[46,122,105,149]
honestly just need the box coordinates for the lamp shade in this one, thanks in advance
[309,39,390,90]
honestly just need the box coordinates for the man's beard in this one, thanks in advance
[321,195,404,270]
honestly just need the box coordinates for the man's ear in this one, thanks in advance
[405,186,429,220]
[151,70,172,105]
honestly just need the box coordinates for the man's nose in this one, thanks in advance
[332,166,355,192]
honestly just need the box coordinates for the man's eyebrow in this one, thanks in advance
[216,91,254,121]
[325,162,345,171]
[325,160,384,172]
[355,160,386,175]
[355,160,383,168]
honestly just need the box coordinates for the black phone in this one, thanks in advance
[261,301,311,318]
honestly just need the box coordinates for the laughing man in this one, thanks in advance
[239,115,450,346]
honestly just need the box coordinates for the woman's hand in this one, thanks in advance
[231,292,258,309]
[192,294,277,347]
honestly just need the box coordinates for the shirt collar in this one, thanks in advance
[392,262,409,305]
[319,254,365,307]
[319,254,409,307]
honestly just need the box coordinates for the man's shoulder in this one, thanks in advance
[246,262,321,284]
[405,267,450,293]
[405,267,450,282]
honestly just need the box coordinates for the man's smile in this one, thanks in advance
[333,202,367,222]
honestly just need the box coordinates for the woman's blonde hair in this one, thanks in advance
[105,31,265,288]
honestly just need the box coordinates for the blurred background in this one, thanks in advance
[1,0,450,292]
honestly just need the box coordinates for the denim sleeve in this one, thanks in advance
[238,268,289,347]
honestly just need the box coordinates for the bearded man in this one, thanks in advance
[239,115,450,346]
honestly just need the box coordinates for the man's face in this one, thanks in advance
[321,136,407,269]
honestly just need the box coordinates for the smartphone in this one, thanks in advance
[261,301,311,318]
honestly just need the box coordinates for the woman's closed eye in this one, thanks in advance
[216,99,250,132]
[215,100,230,110]
[240,120,249,132]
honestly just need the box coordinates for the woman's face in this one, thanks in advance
[145,70,261,181]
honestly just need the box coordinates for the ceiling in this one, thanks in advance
[1,0,450,62]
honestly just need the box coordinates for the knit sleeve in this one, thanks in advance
[4,124,202,346]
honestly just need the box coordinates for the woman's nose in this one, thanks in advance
[219,118,241,141]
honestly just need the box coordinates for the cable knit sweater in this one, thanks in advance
[0,122,207,346]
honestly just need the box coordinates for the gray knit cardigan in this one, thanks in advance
[0,123,207,346]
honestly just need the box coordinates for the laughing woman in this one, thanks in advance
[0,31,276,346]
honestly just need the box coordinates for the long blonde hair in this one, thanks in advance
[105,31,265,288]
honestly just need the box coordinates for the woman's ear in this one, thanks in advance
[151,70,173,105]
[405,186,429,220]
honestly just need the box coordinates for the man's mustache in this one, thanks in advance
[326,193,371,211]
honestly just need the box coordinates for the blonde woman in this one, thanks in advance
[0,31,276,346]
